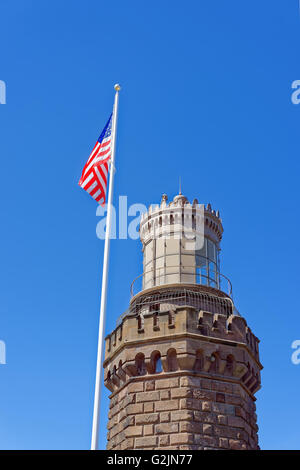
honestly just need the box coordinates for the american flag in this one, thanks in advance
[78,114,113,205]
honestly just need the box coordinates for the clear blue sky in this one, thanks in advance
[0,0,299,450]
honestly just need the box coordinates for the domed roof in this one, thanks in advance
[173,192,188,205]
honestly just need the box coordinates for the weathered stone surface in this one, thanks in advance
[160,412,170,422]
[124,426,143,437]
[228,415,244,428]
[219,437,229,449]
[144,424,154,435]
[135,436,157,448]
[203,424,213,435]
[144,402,154,413]
[217,414,227,425]
[180,376,201,388]
[126,403,143,415]
[127,381,143,393]
[159,435,169,446]
[145,380,155,391]
[160,390,170,400]
[194,435,218,447]
[202,401,212,412]
[170,433,194,445]
[180,421,202,433]
[136,391,160,402]
[171,387,193,399]
[229,439,247,450]
[216,392,225,403]
[155,399,179,412]
[135,413,159,425]
[104,304,261,450]
[156,377,179,389]
[155,422,179,434]
[171,410,193,422]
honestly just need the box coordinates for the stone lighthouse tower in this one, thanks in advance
[104,194,262,450]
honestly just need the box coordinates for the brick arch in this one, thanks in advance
[166,348,178,372]
[135,352,146,376]
[224,354,235,376]
[193,349,204,372]
[208,351,220,373]
[149,350,162,374]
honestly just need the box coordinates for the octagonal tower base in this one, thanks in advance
[104,285,262,450]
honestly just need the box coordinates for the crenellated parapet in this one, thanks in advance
[104,306,262,399]
[140,194,223,246]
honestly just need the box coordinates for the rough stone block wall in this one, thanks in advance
[104,302,262,450]
[106,374,259,450]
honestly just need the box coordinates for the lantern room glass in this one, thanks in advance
[196,238,220,288]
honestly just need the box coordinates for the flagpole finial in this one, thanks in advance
[114,84,121,91]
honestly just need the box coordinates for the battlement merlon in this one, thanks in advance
[140,195,223,246]
[104,307,262,395]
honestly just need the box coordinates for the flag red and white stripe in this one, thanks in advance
[78,114,113,205]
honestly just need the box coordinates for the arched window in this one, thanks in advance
[167,348,178,372]
[193,349,203,372]
[135,353,146,376]
[156,357,163,373]
[225,354,234,376]
[150,351,162,373]
[209,352,219,373]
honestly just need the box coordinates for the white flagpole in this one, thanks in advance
[91,84,121,450]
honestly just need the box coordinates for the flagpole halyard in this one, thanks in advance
[91,84,121,450]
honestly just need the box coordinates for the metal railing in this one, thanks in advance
[116,285,239,327]
[130,265,233,298]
